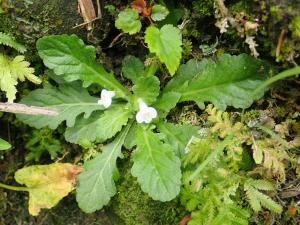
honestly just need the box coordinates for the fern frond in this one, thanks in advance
[10,56,40,83]
[228,204,251,222]
[0,54,41,102]
[190,202,250,225]
[254,188,282,213]
[248,179,274,191]
[206,104,246,138]
[183,137,216,166]
[244,185,263,212]
[211,203,250,225]
[0,32,26,53]
[244,179,282,213]
[222,182,239,204]
[189,201,216,225]
[255,138,289,181]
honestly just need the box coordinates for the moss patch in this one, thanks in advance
[112,160,187,225]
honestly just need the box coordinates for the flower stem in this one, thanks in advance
[0,182,29,192]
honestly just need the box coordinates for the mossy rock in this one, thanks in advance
[0,0,80,48]
[0,0,113,59]
[112,160,187,225]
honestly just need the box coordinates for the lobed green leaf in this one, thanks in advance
[157,122,198,156]
[36,35,128,98]
[122,55,145,84]
[17,83,102,129]
[76,125,131,213]
[115,8,142,34]
[153,91,181,117]
[165,54,269,110]
[151,5,169,21]
[145,25,182,75]
[64,105,132,144]
[131,126,181,201]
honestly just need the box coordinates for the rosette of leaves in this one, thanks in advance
[17,34,270,213]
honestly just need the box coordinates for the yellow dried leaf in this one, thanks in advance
[252,139,263,164]
[15,163,83,216]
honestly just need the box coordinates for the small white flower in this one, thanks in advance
[136,99,157,124]
[97,89,115,108]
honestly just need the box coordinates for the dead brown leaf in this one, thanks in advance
[131,0,152,17]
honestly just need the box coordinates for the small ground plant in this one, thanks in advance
[181,105,299,224]
[0,1,299,223]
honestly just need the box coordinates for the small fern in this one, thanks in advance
[181,168,250,225]
[244,178,282,213]
[210,203,249,225]
[0,54,41,102]
[183,137,216,166]
[206,104,246,138]
[181,105,289,224]
[253,138,289,181]
[0,32,26,53]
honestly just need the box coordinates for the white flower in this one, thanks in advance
[136,99,157,124]
[97,89,115,108]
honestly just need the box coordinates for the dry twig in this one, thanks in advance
[0,103,58,116]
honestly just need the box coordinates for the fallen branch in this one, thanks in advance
[0,103,58,116]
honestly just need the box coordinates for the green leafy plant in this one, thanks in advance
[25,128,63,162]
[0,32,41,102]
[115,8,142,35]
[0,32,26,53]
[181,104,298,224]
[151,4,169,21]
[114,1,181,75]
[0,2,299,222]
[145,24,182,75]
[15,32,271,214]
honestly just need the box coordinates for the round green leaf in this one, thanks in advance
[115,8,142,34]
[151,4,169,21]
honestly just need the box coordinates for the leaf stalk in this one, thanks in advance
[0,182,29,192]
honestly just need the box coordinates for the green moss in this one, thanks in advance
[229,0,253,14]
[289,16,300,39]
[192,0,214,17]
[112,161,186,225]
[241,110,261,126]
[270,5,282,21]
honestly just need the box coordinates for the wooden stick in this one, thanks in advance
[0,103,58,116]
